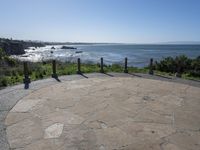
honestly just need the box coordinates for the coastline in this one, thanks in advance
[10,44,200,67]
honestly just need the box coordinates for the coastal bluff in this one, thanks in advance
[0,38,45,55]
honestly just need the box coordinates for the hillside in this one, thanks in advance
[0,38,45,55]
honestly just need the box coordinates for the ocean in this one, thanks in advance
[14,44,200,67]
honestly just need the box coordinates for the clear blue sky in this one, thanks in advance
[0,0,200,43]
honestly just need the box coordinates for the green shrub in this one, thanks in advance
[155,55,200,76]
[0,77,8,87]
[188,70,200,77]
[4,56,16,66]
[39,73,43,79]
[191,56,200,71]
[4,69,12,76]
[0,48,5,60]
[155,56,176,73]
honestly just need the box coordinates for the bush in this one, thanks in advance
[39,73,43,79]
[188,70,200,77]
[0,48,5,60]
[191,56,200,71]
[0,77,8,87]
[4,69,12,76]
[154,55,200,78]
[155,56,176,73]
[174,55,192,73]
[4,56,16,66]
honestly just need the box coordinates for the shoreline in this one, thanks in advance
[11,44,200,68]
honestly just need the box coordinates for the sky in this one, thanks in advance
[0,0,200,43]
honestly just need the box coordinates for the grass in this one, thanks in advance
[181,73,200,81]
[0,60,199,88]
[0,61,149,88]
[154,70,200,81]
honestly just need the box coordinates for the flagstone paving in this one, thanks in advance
[4,76,200,150]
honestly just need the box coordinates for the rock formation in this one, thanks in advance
[61,46,77,49]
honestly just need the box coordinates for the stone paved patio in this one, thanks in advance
[4,76,200,150]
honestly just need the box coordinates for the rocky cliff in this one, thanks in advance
[0,41,25,55]
[0,38,45,55]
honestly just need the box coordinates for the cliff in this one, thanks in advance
[0,38,45,55]
[0,41,25,55]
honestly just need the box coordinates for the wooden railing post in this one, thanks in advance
[149,58,154,75]
[52,60,58,78]
[23,62,30,84]
[77,58,81,74]
[100,57,104,73]
[124,57,128,73]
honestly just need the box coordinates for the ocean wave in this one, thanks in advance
[12,44,200,67]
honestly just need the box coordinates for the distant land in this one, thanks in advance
[0,38,87,56]
[158,41,200,45]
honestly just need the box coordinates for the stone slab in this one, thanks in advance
[4,77,200,150]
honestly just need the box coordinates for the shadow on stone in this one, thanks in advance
[127,73,142,77]
[102,73,114,77]
[52,73,61,82]
[155,74,173,79]
[53,77,61,82]
[79,73,88,79]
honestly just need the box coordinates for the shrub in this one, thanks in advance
[0,48,5,60]
[154,55,199,75]
[174,55,192,73]
[39,73,43,79]
[188,70,200,77]
[4,56,16,66]
[0,77,8,87]
[191,56,200,71]
[155,56,176,73]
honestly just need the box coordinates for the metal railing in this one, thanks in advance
[23,57,155,86]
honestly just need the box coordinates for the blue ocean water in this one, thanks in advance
[17,44,200,67]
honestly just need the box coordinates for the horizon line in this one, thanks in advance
[1,37,200,45]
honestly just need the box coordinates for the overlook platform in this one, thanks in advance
[0,73,200,150]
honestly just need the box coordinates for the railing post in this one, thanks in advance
[124,57,128,73]
[149,58,154,75]
[77,58,81,74]
[51,60,58,78]
[23,62,30,84]
[100,57,104,73]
